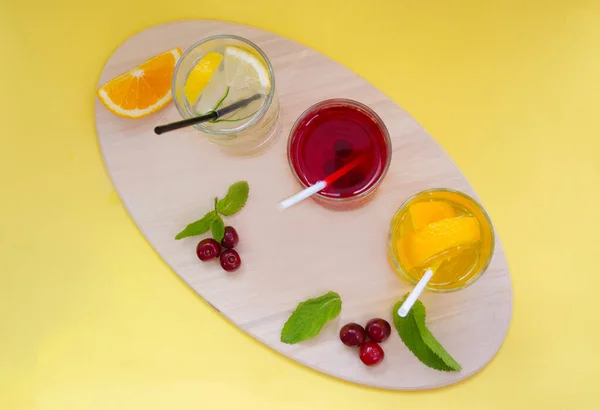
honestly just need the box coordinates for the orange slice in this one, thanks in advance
[399,216,481,268]
[97,48,182,119]
[409,201,455,230]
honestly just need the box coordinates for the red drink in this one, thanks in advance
[288,99,391,206]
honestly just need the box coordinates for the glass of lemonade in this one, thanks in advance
[287,99,392,209]
[172,35,280,155]
[388,188,495,292]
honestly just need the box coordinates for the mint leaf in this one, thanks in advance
[175,211,217,240]
[211,215,225,242]
[281,291,341,344]
[392,300,450,371]
[216,181,249,216]
[412,300,462,371]
[392,297,461,371]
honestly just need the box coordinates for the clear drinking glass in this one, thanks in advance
[388,188,495,292]
[172,34,280,156]
[287,99,392,209]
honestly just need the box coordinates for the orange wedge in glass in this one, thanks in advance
[409,201,455,230]
[399,216,481,268]
[97,48,182,119]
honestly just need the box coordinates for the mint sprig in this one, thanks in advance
[281,291,342,344]
[213,86,230,111]
[175,180,249,241]
[392,296,462,371]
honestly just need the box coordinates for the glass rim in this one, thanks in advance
[286,98,392,203]
[171,34,276,136]
[387,187,496,293]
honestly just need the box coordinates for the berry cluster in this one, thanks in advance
[196,226,241,272]
[339,318,391,366]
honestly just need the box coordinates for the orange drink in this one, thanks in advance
[388,189,494,292]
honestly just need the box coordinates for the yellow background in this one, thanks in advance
[2,0,599,408]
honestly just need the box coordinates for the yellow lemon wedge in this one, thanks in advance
[184,51,223,104]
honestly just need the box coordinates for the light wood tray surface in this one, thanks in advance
[95,20,512,390]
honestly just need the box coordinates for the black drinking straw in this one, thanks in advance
[154,94,261,135]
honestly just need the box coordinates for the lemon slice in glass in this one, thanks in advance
[224,46,270,95]
[193,46,271,125]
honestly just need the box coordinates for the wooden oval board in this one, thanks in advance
[95,20,512,390]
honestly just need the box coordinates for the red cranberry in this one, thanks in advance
[339,323,366,347]
[196,238,221,261]
[220,249,241,272]
[359,341,384,366]
[365,318,391,343]
[221,226,239,249]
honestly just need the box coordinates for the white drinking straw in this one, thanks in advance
[278,181,327,211]
[278,154,366,211]
[397,268,434,317]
